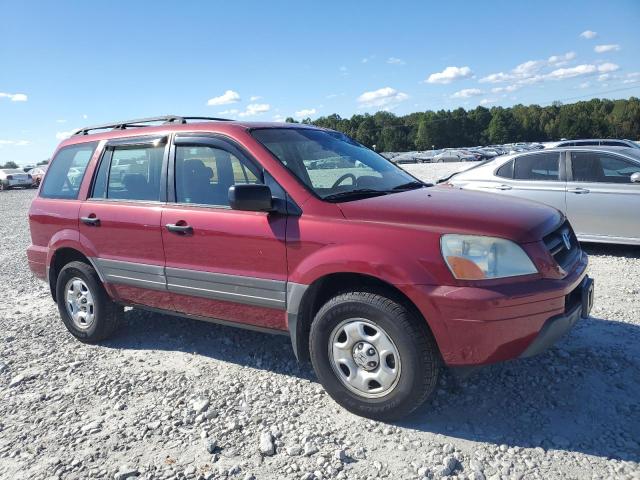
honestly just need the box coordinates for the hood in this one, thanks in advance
[337,186,562,243]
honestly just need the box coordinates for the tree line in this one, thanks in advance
[286,97,640,152]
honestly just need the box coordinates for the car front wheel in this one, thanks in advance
[310,291,441,420]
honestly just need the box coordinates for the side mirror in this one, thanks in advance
[631,172,640,183]
[228,184,274,212]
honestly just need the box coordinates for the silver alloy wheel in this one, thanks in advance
[64,277,96,330]
[329,318,401,398]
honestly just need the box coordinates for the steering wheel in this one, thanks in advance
[331,173,357,189]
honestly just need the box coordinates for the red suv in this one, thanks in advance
[28,116,594,419]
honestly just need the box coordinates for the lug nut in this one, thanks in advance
[357,343,363,350]
[367,361,377,368]
[367,348,375,356]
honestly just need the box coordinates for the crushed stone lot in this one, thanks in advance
[1,181,639,480]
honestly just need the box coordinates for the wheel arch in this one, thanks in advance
[288,272,438,362]
[48,247,100,301]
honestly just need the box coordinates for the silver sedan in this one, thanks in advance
[444,146,640,245]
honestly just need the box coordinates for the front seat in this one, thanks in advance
[181,159,214,204]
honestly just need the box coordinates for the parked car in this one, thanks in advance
[446,146,640,245]
[27,166,47,187]
[28,115,593,420]
[0,168,32,190]
[433,149,477,162]
[546,139,640,149]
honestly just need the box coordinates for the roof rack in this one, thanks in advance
[72,115,233,136]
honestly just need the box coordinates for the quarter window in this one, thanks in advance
[92,145,164,201]
[571,152,639,183]
[175,146,260,206]
[513,153,560,181]
[40,142,97,199]
[496,160,514,179]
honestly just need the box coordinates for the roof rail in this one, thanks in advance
[71,115,233,136]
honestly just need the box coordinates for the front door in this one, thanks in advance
[161,135,288,330]
[566,150,640,242]
[79,136,171,310]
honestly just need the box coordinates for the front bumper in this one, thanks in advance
[403,252,591,366]
[519,276,593,358]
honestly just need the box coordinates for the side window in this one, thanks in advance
[571,152,639,183]
[40,142,97,199]
[513,153,560,181]
[92,145,164,201]
[495,160,514,179]
[175,146,260,206]
[600,140,626,147]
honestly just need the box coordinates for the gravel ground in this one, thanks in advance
[1,182,639,480]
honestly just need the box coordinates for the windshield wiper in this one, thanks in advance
[323,189,388,202]
[390,180,427,191]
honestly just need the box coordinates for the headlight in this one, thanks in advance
[440,234,537,280]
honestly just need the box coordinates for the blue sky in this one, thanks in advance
[1,0,639,165]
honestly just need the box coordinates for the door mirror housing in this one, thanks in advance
[631,172,640,183]
[228,184,274,212]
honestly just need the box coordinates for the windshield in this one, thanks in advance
[251,128,420,201]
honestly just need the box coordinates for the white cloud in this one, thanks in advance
[0,92,28,102]
[580,30,597,39]
[82,114,88,120]
[548,51,576,66]
[594,44,620,53]
[479,98,497,106]
[513,60,546,75]
[56,130,76,140]
[491,84,520,93]
[425,66,472,84]
[451,88,483,99]
[598,62,619,73]
[238,103,270,117]
[206,90,241,106]
[623,72,640,84]
[357,87,409,108]
[218,109,239,115]
[56,119,67,124]
[272,114,285,122]
[598,74,611,82]
[0,139,29,147]
[546,64,597,80]
[387,57,405,65]
[249,95,262,101]
[578,81,591,89]
[294,108,317,118]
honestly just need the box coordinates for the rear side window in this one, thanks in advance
[92,146,164,201]
[496,160,514,178]
[571,152,640,183]
[600,140,626,147]
[40,142,97,199]
[513,153,560,181]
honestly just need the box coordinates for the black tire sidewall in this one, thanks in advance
[55,262,107,341]
[310,294,436,420]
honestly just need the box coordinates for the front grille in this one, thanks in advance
[543,221,580,271]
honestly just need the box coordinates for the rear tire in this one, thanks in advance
[55,261,123,343]
[310,291,440,420]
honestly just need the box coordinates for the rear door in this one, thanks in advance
[566,150,640,242]
[487,151,567,212]
[79,135,171,309]
[161,134,288,330]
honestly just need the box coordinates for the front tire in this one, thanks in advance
[310,291,440,420]
[55,261,123,343]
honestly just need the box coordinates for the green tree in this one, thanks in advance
[0,161,19,169]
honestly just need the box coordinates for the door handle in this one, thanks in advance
[568,187,590,194]
[165,223,193,235]
[80,216,100,226]
[495,184,512,190]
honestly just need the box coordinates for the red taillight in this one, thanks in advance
[6,175,13,180]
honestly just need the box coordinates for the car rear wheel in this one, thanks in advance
[55,261,123,343]
[310,291,440,420]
